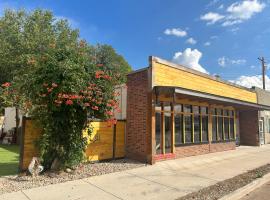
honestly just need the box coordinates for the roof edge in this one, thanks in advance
[150,56,255,93]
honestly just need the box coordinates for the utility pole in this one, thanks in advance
[258,57,266,90]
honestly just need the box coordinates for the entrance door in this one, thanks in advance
[259,118,265,145]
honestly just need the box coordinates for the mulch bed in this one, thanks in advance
[0,158,146,195]
[177,163,270,200]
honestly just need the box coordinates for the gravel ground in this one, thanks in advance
[0,159,146,195]
[177,163,270,200]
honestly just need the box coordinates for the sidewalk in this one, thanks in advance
[2,145,270,200]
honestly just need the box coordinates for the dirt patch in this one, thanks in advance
[0,159,146,195]
[177,163,270,200]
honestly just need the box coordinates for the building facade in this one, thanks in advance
[126,56,270,164]
[252,87,270,145]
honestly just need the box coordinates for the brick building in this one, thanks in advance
[126,56,270,164]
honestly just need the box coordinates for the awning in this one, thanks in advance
[154,86,270,111]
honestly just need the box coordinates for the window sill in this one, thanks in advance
[211,140,236,144]
[175,141,209,147]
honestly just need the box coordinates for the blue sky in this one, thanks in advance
[1,0,270,89]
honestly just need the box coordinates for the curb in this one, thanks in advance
[219,172,270,200]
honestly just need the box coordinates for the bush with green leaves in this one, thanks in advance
[0,9,131,169]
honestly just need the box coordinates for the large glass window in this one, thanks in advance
[175,104,209,145]
[218,116,223,140]
[229,118,235,139]
[202,115,208,142]
[155,112,162,154]
[212,108,236,142]
[185,115,192,143]
[212,115,217,141]
[164,112,172,153]
[224,117,229,140]
[155,102,173,155]
[175,115,183,145]
[155,102,236,152]
[194,115,200,143]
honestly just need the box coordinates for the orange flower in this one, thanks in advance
[95,71,104,78]
[66,100,73,105]
[103,75,111,80]
[52,83,58,88]
[84,102,90,107]
[1,82,11,87]
[91,106,99,110]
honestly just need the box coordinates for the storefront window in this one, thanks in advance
[218,116,223,140]
[194,115,200,143]
[202,115,208,142]
[175,114,183,145]
[164,112,172,153]
[224,117,229,140]
[211,108,235,142]
[184,104,192,113]
[155,112,162,154]
[229,118,235,139]
[184,115,192,143]
[155,101,235,153]
[155,102,173,155]
[212,115,217,141]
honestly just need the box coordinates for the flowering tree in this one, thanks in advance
[0,9,131,169]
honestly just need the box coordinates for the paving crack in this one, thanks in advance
[82,179,123,200]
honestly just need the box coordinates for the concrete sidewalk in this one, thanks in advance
[2,145,270,200]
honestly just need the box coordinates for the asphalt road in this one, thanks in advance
[240,181,270,200]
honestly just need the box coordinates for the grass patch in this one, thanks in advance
[0,144,20,176]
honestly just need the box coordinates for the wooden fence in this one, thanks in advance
[19,118,126,171]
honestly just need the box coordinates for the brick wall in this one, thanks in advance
[126,69,151,162]
[210,142,235,152]
[173,142,235,159]
[239,110,259,146]
[175,143,209,158]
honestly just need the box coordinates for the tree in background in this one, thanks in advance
[89,44,132,83]
[0,9,131,169]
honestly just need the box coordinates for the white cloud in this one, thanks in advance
[206,0,220,8]
[231,75,270,90]
[186,37,197,45]
[222,20,242,26]
[204,41,211,46]
[218,57,226,67]
[172,48,209,74]
[201,0,266,27]
[210,35,218,39]
[231,59,247,65]
[230,27,240,33]
[200,12,225,25]
[218,4,224,9]
[164,28,187,37]
[227,0,265,20]
[218,56,246,67]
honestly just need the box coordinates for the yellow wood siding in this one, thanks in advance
[152,61,257,103]
[21,120,126,170]
[21,120,41,170]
